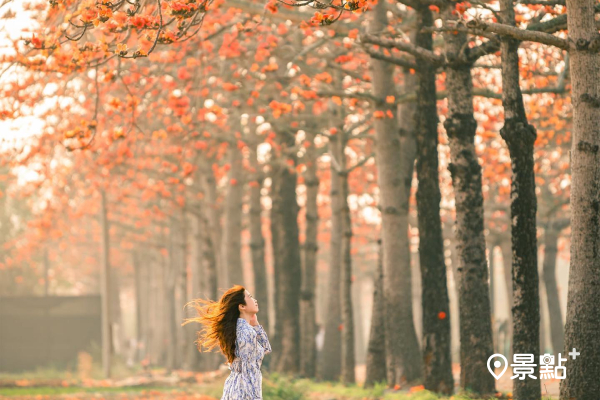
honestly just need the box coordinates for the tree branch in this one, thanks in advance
[360,33,444,65]
[466,19,569,49]
[361,45,417,69]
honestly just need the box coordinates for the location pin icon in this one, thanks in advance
[487,354,508,380]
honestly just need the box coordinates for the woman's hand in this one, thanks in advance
[249,314,259,326]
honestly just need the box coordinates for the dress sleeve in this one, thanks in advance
[252,324,272,354]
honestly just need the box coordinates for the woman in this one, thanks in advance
[183,285,272,400]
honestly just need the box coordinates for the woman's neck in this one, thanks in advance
[238,313,252,324]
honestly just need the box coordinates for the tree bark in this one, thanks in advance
[272,132,302,374]
[200,158,223,289]
[560,0,600,397]
[542,227,564,355]
[300,129,319,378]
[442,8,495,395]
[223,146,244,287]
[500,0,541,398]
[367,0,422,386]
[414,6,453,394]
[99,190,112,379]
[249,145,270,335]
[338,135,356,385]
[165,217,179,373]
[365,239,387,387]
[319,128,343,381]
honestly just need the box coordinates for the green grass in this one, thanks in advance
[0,385,182,396]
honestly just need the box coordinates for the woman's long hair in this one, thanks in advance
[182,285,247,364]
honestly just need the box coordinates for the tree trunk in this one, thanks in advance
[249,146,270,335]
[99,190,112,379]
[364,239,387,387]
[367,0,422,386]
[414,6,453,394]
[339,141,356,385]
[442,8,495,395]
[300,130,319,378]
[319,130,343,381]
[269,164,283,362]
[223,147,244,287]
[165,218,179,373]
[542,228,564,355]
[500,1,541,398]
[353,277,366,365]
[560,0,600,396]
[272,133,302,374]
[500,238,513,357]
[200,158,223,289]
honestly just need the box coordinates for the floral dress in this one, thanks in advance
[221,318,272,400]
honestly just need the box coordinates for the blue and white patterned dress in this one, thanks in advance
[221,318,272,400]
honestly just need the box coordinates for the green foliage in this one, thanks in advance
[262,372,306,400]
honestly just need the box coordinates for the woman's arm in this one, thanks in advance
[252,325,272,354]
[235,328,263,398]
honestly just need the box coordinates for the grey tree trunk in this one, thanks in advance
[500,0,541,398]
[338,133,356,385]
[319,129,343,381]
[269,164,283,361]
[500,238,514,357]
[249,145,270,334]
[353,277,366,365]
[414,6,453,394]
[300,130,319,378]
[442,8,495,395]
[364,239,387,387]
[272,132,302,374]
[367,0,422,386]
[560,0,600,397]
[200,159,223,289]
[542,227,564,355]
[100,190,112,378]
[223,147,244,287]
[165,217,179,373]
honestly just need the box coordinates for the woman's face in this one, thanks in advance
[243,290,259,313]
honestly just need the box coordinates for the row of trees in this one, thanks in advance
[0,0,597,398]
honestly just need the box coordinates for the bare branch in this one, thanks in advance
[466,18,569,49]
[360,33,444,65]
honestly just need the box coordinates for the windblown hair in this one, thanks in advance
[182,285,247,364]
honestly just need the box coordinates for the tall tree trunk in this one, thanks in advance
[223,147,244,287]
[338,139,356,385]
[560,0,600,395]
[500,238,514,357]
[367,0,422,386]
[500,0,540,398]
[269,164,283,362]
[319,129,343,381]
[165,218,179,373]
[442,8,495,395]
[353,277,366,365]
[542,227,564,355]
[364,239,387,387]
[300,130,319,378]
[200,159,223,289]
[99,190,112,378]
[414,6,453,394]
[133,251,145,363]
[249,145,270,335]
[273,132,302,374]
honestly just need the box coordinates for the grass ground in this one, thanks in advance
[0,362,554,400]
